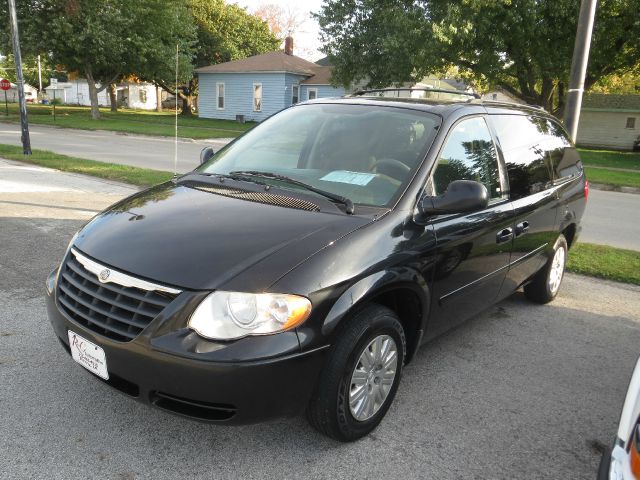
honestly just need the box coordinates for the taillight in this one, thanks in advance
[631,424,640,478]
[584,179,589,200]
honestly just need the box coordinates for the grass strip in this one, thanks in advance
[584,167,640,189]
[0,144,172,187]
[0,104,252,139]
[567,242,640,286]
[578,148,640,171]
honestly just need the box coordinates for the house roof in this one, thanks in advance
[301,66,332,85]
[582,93,640,112]
[195,51,319,76]
[315,56,332,66]
[195,51,336,86]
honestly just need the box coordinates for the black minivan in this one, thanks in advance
[46,90,587,441]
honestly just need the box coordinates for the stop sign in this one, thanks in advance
[0,79,10,91]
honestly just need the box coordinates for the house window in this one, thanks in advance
[217,83,225,110]
[253,83,262,112]
[626,117,636,129]
[292,85,299,105]
[308,88,317,100]
[139,90,147,103]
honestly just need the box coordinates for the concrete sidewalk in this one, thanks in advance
[0,158,137,221]
[0,122,232,173]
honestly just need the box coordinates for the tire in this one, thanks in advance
[524,234,568,304]
[306,304,406,442]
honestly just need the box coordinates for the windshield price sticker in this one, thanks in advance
[320,170,376,186]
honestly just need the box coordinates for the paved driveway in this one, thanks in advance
[1,160,639,479]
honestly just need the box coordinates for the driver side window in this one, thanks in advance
[428,117,503,200]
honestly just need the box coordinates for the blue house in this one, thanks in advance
[196,46,346,122]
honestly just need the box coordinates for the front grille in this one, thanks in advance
[185,182,320,212]
[57,251,179,342]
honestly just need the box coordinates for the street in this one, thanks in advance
[1,159,639,479]
[580,189,640,251]
[0,122,232,173]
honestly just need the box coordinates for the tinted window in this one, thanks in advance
[199,104,440,207]
[430,117,503,199]
[541,118,583,181]
[491,115,556,199]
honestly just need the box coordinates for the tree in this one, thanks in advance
[0,53,54,91]
[590,71,640,94]
[316,0,640,114]
[254,3,306,38]
[0,0,195,120]
[150,0,280,115]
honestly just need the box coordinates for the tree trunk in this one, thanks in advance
[156,85,162,112]
[108,83,117,112]
[180,94,193,116]
[85,70,101,120]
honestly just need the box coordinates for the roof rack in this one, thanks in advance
[351,87,480,100]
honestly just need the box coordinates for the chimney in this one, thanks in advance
[284,36,293,56]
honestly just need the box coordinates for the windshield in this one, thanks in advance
[198,103,441,208]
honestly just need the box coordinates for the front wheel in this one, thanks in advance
[306,304,406,442]
[524,234,568,304]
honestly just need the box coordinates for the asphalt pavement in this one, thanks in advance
[580,189,640,251]
[0,122,231,173]
[2,160,640,479]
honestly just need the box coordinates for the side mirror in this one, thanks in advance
[200,146,215,165]
[416,180,489,221]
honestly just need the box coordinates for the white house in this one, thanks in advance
[44,79,161,110]
[3,82,38,103]
[577,94,640,150]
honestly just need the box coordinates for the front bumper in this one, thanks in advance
[46,279,328,424]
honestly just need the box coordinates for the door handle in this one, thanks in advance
[496,227,514,244]
[515,221,530,237]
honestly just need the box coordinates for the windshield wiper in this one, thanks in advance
[196,171,269,186]
[230,170,355,214]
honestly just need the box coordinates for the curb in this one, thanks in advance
[589,183,640,195]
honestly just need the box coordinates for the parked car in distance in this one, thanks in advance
[161,95,196,112]
[45,89,587,441]
[598,357,640,480]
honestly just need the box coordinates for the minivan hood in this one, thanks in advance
[74,182,370,291]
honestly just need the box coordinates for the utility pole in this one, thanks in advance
[7,0,31,154]
[37,54,42,93]
[563,0,598,143]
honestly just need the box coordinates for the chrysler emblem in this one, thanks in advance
[99,269,111,282]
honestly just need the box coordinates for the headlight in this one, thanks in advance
[188,291,312,340]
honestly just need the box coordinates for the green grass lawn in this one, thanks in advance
[0,104,253,139]
[567,243,640,285]
[0,144,172,186]
[584,167,640,188]
[577,149,640,188]
[578,148,640,170]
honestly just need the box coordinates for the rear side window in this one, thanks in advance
[491,115,581,199]
[430,117,503,199]
[542,118,583,181]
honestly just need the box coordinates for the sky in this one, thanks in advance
[228,0,326,61]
